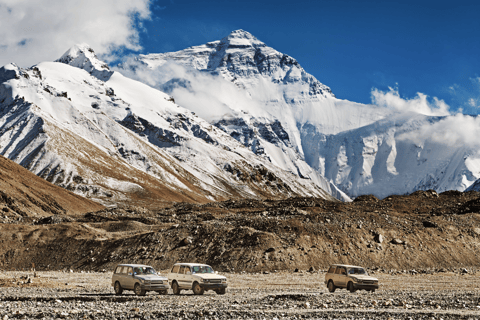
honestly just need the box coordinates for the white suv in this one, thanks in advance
[167,263,227,295]
[112,264,169,296]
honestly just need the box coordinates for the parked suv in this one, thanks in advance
[112,264,169,296]
[325,264,378,293]
[167,263,227,295]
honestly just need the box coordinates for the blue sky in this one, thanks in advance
[0,0,478,115]
[136,0,480,114]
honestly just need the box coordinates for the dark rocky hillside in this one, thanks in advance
[1,189,480,273]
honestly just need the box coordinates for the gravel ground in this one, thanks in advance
[1,270,480,319]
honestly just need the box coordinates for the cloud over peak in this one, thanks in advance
[0,0,151,67]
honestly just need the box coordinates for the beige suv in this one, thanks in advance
[168,263,227,295]
[112,264,169,296]
[325,264,378,293]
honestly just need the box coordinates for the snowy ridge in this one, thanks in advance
[0,45,339,207]
[117,30,480,198]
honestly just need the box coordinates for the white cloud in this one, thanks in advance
[399,113,480,149]
[0,0,151,67]
[371,87,450,116]
[114,59,272,122]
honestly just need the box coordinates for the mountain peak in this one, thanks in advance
[226,29,257,40]
[221,29,265,47]
[55,44,113,80]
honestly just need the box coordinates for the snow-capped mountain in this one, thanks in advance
[466,178,480,192]
[0,44,343,207]
[117,30,480,198]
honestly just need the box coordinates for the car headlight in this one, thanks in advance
[139,279,145,284]
[350,277,362,283]
[203,279,209,283]
[222,279,227,283]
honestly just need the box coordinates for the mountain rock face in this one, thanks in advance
[466,178,480,192]
[118,30,480,199]
[0,155,103,222]
[0,44,339,207]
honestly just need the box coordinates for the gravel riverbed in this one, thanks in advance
[1,270,480,319]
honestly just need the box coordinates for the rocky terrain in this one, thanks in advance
[1,189,480,273]
[1,174,480,318]
[0,270,479,319]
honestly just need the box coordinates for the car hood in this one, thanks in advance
[192,273,226,280]
[350,275,378,281]
[135,274,167,281]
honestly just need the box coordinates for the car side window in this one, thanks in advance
[127,267,133,275]
[179,265,186,274]
[121,266,128,274]
[335,267,345,275]
[115,266,122,274]
[184,267,191,274]
[328,266,336,274]
[172,265,180,273]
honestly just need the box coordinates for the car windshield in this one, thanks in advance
[348,267,367,275]
[191,265,214,274]
[134,266,157,275]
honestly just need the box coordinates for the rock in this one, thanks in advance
[423,220,438,228]
[294,268,299,272]
[374,233,383,243]
[265,247,275,253]
[308,266,315,272]
[180,237,193,246]
[391,238,403,245]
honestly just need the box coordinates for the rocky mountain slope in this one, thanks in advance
[0,44,341,208]
[1,189,479,272]
[119,30,480,199]
[0,155,103,222]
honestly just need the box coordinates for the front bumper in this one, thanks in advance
[352,283,379,290]
[141,284,170,291]
[199,283,228,289]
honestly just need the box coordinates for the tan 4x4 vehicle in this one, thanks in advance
[112,264,169,296]
[168,263,227,295]
[325,264,378,293]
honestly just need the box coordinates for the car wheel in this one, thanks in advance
[327,281,336,293]
[134,283,146,296]
[192,282,204,295]
[172,281,181,295]
[158,290,168,295]
[114,281,123,295]
[347,282,356,293]
[370,289,376,293]
[215,288,226,295]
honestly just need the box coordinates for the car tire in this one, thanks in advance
[114,281,123,295]
[192,282,204,295]
[347,282,356,293]
[134,283,146,296]
[370,289,376,293]
[327,280,336,293]
[172,281,181,295]
[215,288,226,295]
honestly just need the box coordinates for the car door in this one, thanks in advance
[125,267,135,289]
[183,266,193,288]
[178,265,186,288]
[335,267,347,287]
